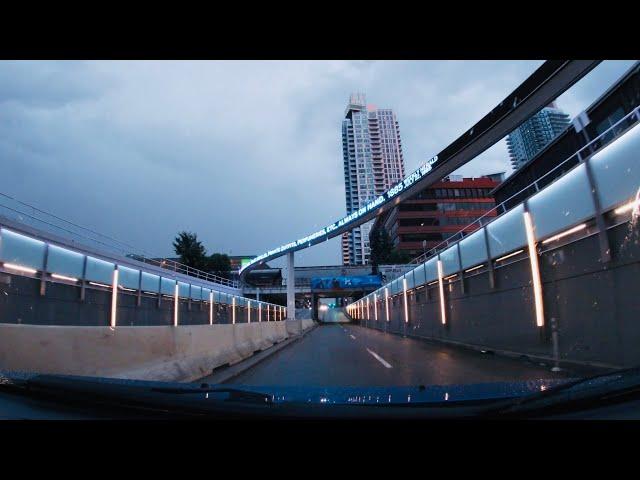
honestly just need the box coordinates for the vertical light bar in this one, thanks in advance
[248,300,251,323]
[110,267,119,329]
[173,282,179,327]
[259,303,262,322]
[524,211,545,327]
[209,291,213,325]
[437,260,446,325]
[232,296,236,324]
[402,278,409,323]
[385,287,390,322]
[366,297,370,320]
[374,293,378,321]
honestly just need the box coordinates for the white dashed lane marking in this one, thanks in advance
[350,335,356,340]
[366,348,393,369]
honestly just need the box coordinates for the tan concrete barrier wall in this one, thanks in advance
[0,320,315,382]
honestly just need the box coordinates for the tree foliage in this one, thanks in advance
[369,225,415,266]
[206,253,231,278]
[172,231,207,269]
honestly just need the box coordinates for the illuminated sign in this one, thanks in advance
[241,155,439,273]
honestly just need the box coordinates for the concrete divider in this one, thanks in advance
[0,320,315,382]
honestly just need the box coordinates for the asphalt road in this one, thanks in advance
[226,320,572,387]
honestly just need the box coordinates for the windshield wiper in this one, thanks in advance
[482,366,640,417]
[150,385,273,404]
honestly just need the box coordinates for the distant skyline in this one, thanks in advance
[0,60,636,268]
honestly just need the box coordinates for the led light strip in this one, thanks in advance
[385,287,390,322]
[524,211,545,327]
[541,223,587,244]
[3,263,37,274]
[464,264,484,273]
[174,283,179,327]
[373,293,378,321]
[402,278,409,323]
[437,260,447,325]
[209,291,213,325]
[111,269,119,329]
[50,273,78,282]
[494,249,524,263]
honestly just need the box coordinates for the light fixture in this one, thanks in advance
[51,273,78,282]
[541,223,587,245]
[524,211,545,327]
[385,287,390,322]
[464,264,484,273]
[374,293,378,321]
[209,291,213,325]
[174,283,179,327]
[437,260,446,325]
[111,268,119,329]
[3,263,37,274]
[495,249,524,263]
[402,278,409,323]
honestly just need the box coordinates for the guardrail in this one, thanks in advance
[0,219,286,327]
[349,107,640,331]
[0,192,237,288]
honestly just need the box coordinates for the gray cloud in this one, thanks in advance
[0,60,636,267]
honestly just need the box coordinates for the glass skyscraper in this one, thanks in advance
[506,102,571,171]
[341,94,405,265]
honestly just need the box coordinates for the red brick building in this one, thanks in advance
[372,174,502,258]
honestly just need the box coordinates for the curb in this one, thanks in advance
[198,322,318,384]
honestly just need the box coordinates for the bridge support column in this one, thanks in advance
[286,251,295,321]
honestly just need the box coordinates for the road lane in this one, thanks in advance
[225,322,573,387]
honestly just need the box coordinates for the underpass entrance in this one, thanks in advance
[310,274,381,323]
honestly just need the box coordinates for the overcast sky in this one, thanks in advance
[0,60,636,267]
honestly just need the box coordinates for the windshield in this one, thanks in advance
[1,59,639,420]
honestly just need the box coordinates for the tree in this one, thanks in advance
[206,253,231,278]
[172,231,207,269]
[388,248,414,264]
[369,225,394,266]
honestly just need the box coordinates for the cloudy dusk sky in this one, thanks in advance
[1,60,636,267]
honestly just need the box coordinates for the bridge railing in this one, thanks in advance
[0,218,286,327]
[350,106,640,329]
[0,191,237,288]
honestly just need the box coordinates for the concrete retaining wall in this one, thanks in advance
[0,319,315,382]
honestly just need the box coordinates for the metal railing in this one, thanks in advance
[409,105,640,266]
[0,192,238,288]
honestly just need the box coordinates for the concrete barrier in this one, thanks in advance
[0,319,315,382]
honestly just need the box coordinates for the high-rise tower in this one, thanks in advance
[506,102,571,171]
[341,93,405,265]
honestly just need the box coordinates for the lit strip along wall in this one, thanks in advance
[523,210,545,327]
[437,259,446,325]
[366,297,370,320]
[209,291,213,325]
[110,267,119,328]
[259,303,262,322]
[248,300,251,323]
[174,282,179,327]
[374,293,378,321]
[385,287,390,322]
[403,277,409,323]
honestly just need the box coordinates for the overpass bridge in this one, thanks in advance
[2,60,640,387]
